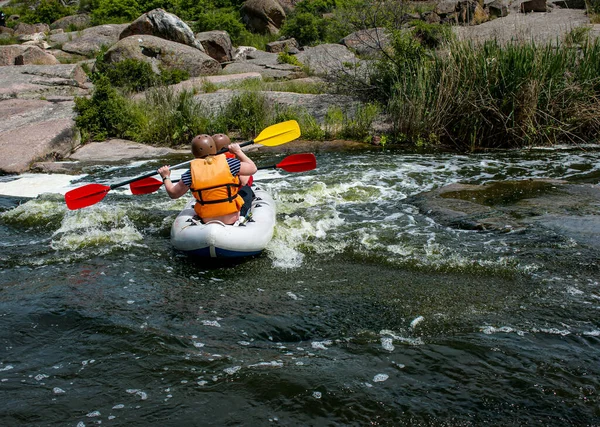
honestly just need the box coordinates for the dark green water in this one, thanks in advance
[1,148,599,426]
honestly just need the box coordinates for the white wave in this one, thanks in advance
[51,205,143,251]
[0,173,87,197]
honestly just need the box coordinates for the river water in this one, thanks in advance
[1,147,599,426]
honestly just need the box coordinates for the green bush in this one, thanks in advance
[90,0,142,25]
[410,21,452,49]
[295,0,338,14]
[0,36,19,46]
[192,8,249,45]
[277,52,302,66]
[134,88,211,146]
[93,55,190,92]
[281,12,323,46]
[219,91,270,139]
[19,0,74,25]
[74,75,141,141]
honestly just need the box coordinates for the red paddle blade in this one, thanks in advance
[276,153,316,173]
[64,183,111,210]
[130,176,163,195]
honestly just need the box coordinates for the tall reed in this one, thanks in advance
[385,39,600,150]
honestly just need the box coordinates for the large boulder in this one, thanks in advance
[0,98,79,174]
[13,23,49,36]
[103,35,220,77]
[295,43,360,76]
[195,30,234,63]
[241,0,286,35]
[0,45,59,66]
[49,24,128,57]
[120,8,204,51]
[50,14,91,31]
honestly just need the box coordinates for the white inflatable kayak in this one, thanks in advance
[170,186,276,258]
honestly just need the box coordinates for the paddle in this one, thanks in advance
[129,153,317,195]
[65,120,301,210]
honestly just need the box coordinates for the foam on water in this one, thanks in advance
[0,173,86,198]
[1,197,66,227]
[51,205,143,252]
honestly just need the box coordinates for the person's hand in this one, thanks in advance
[158,165,170,180]
[228,143,241,155]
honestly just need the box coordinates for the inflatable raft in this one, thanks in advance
[170,186,276,258]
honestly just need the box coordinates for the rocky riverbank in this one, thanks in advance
[0,1,598,175]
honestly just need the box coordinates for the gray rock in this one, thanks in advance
[50,14,91,31]
[233,45,257,61]
[436,0,459,14]
[265,38,299,53]
[295,43,360,76]
[56,24,129,57]
[103,35,220,77]
[0,98,79,174]
[223,61,303,80]
[406,179,600,235]
[17,32,46,43]
[120,8,203,51]
[193,90,361,125]
[68,139,185,162]
[0,64,89,100]
[241,0,286,35]
[0,26,15,35]
[0,45,58,66]
[195,30,234,62]
[15,22,50,36]
[131,72,263,101]
[528,215,600,249]
[453,9,588,45]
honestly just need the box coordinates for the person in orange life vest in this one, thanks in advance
[212,133,254,187]
[157,134,257,225]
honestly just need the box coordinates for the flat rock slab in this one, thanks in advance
[0,64,89,100]
[528,215,600,249]
[132,72,262,100]
[407,179,600,250]
[68,139,187,162]
[193,90,361,124]
[454,9,591,45]
[0,98,79,174]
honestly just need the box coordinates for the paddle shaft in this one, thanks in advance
[109,141,254,190]
[162,163,282,185]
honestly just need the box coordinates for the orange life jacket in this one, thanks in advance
[189,155,244,218]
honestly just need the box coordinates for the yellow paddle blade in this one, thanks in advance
[253,120,301,146]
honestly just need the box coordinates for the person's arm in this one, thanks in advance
[158,165,189,199]
[228,143,257,176]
